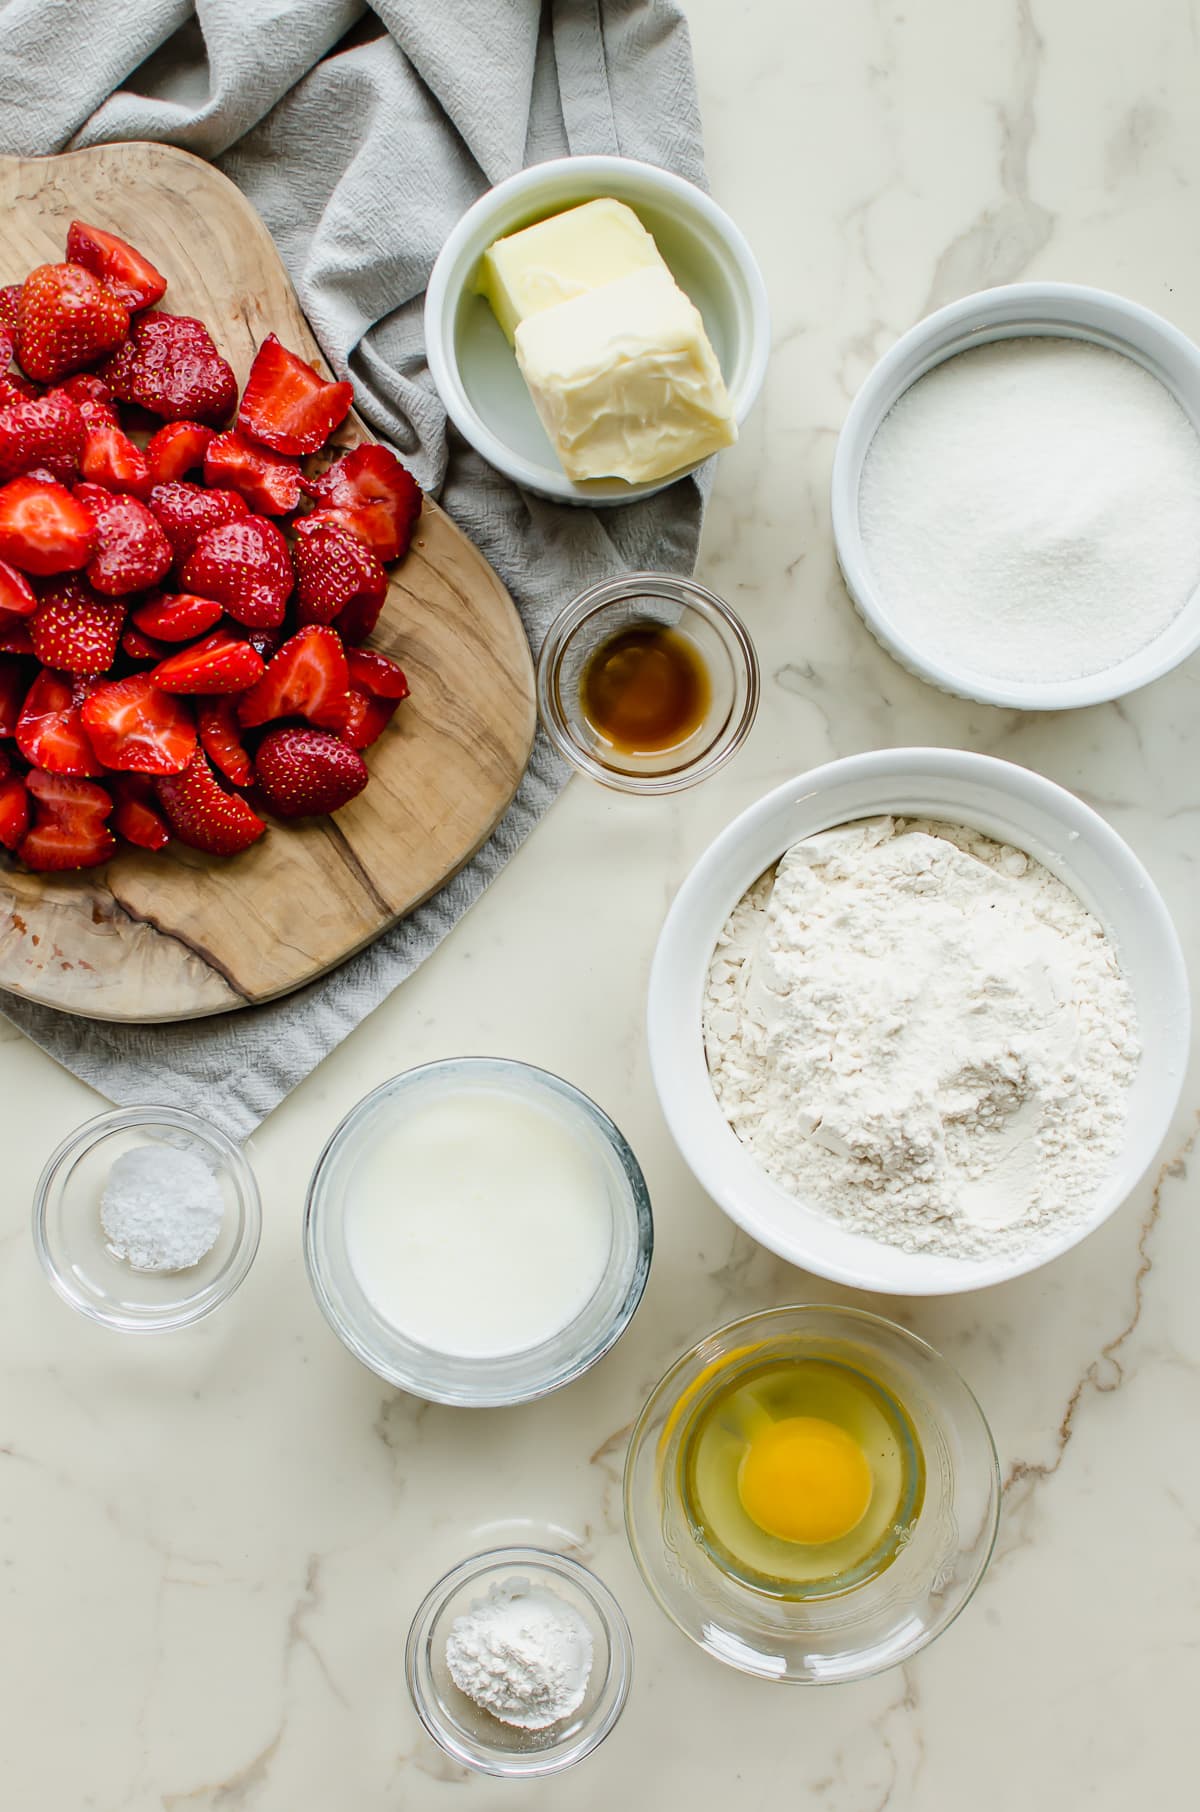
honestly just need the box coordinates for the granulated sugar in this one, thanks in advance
[859,337,1200,682]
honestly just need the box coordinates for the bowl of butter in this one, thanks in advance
[425,154,769,505]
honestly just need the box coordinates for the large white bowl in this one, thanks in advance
[647,749,1190,1295]
[424,154,769,505]
[831,282,1200,708]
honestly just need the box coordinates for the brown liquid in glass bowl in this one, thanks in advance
[579,624,711,754]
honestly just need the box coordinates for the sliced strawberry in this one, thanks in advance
[78,423,152,498]
[148,480,248,559]
[29,576,125,673]
[0,770,30,849]
[146,421,215,486]
[151,632,265,696]
[303,444,421,562]
[65,221,167,313]
[292,517,387,638]
[0,655,29,734]
[203,430,302,516]
[0,476,95,575]
[16,669,102,775]
[317,687,398,750]
[102,311,235,426]
[197,696,253,786]
[16,263,129,384]
[179,515,292,627]
[54,373,118,434]
[254,726,367,819]
[0,390,85,483]
[0,286,22,334]
[237,625,349,728]
[237,334,353,456]
[109,773,170,850]
[81,672,196,774]
[0,374,40,413]
[156,750,266,856]
[121,626,171,663]
[18,768,115,870]
[345,647,410,701]
[131,591,223,643]
[0,327,11,369]
[0,620,33,655]
[0,558,37,617]
[77,491,172,597]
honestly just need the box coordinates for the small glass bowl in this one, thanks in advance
[32,1105,262,1333]
[624,1305,1000,1684]
[303,1058,653,1406]
[536,572,759,793]
[406,1547,633,1778]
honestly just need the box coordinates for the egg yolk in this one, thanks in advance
[737,1416,873,1545]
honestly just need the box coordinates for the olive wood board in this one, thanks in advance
[0,143,536,1022]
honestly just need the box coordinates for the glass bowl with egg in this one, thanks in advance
[303,1058,653,1406]
[624,1304,1000,1683]
[32,1104,262,1332]
[538,572,759,793]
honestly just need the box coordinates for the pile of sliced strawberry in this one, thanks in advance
[0,223,420,870]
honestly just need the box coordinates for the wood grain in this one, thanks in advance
[0,144,536,1022]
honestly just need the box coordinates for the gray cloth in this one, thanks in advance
[0,0,706,1135]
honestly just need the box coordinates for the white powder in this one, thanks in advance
[100,1144,225,1271]
[444,1577,593,1730]
[703,818,1140,1261]
[859,337,1200,682]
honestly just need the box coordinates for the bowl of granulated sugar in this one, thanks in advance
[832,282,1200,709]
[33,1105,261,1332]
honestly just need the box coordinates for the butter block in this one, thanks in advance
[477,198,664,345]
[513,265,737,485]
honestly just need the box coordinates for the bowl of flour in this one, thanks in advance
[647,748,1189,1294]
[832,282,1200,708]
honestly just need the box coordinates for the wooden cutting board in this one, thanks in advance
[0,144,536,1022]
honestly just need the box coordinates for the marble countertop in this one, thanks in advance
[4,1,1198,1805]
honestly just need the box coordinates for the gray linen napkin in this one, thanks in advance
[0,0,707,1135]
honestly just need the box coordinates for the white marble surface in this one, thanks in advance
[3,1,1199,1803]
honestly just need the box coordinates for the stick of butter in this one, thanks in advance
[477,198,664,345]
[513,264,737,485]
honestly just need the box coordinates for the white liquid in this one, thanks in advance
[344,1087,614,1358]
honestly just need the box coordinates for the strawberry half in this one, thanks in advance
[18,768,115,870]
[156,750,266,856]
[29,577,126,673]
[203,430,302,516]
[16,263,129,384]
[79,422,152,498]
[151,632,265,696]
[121,626,171,664]
[0,476,96,575]
[103,311,236,426]
[78,491,172,597]
[16,669,102,775]
[179,515,292,628]
[0,286,22,334]
[292,517,387,640]
[237,625,349,728]
[65,221,167,313]
[0,390,85,483]
[303,444,421,562]
[146,421,215,486]
[255,726,368,819]
[237,334,353,456]
[0,655,29,734]
[131,591,223,643]
[0,769,30,850]
[197,697,252,786]
[148,480,248,558]
[346,647,410,700]
[109,773,170,850]
[54,374,118,434]
[81,672,196,774]
[0,558,37,616]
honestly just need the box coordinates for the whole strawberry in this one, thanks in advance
[16,263,129,383]
[254,727,368,819]
[0,390,85,483]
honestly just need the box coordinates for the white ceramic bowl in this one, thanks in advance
[831,282,1200,708]
[425,154,769,505]
[647,748,1190,1295]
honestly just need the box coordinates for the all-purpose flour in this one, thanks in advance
[703,819,1140,1260]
